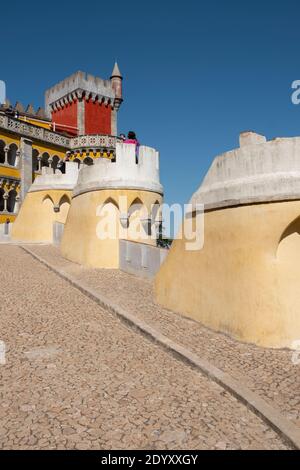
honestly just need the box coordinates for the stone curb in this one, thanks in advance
[21,245,300,450]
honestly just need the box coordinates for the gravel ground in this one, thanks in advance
[0,245,290,449]
[28,244,300,429]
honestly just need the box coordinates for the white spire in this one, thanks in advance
[111,62,122,78]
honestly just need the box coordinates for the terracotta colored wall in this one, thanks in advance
[51,101,78,135]
[85,100,111,135]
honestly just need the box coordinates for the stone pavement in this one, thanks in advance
[0,245,290,449]
[27,245,300,429]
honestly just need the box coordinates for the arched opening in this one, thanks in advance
[41,152,50,168]
[40,196,55,236]
[151,199,162,241]
[0,141,5,164]
[55,194,71,223]
[32,149,40,172]
[277,215,300,261]
[59,194,71,206]
[151,200,161,221]
[276,215,300,323]
[0,188,4,211]
[96,199,120,240]
[102,197,119,210]
[7,144,18,166]
[128,198,149,240]
[73,158,81,169]
[51,155,60,172]
[83,157,94,166]
[42,194,54,206]
[128,197,143,213]
[279,216,300,245]
[7,189,17,213]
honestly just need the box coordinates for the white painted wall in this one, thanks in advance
[191,133,300,209]
[29,162,79,193]
[73,143,163,197]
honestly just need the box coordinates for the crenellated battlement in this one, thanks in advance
[45,71,115,115]
[191,132,300,210]
[73,143,163,197]
[45,64,123,135]
[29,162,79,193]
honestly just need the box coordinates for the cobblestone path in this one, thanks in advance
[0,246,290,449]
[29,245,300,429]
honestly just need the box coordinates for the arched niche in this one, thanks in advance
[7,144,18,166]
[128,198,149,240]
[7,189,17,213]
[0,140,6,164]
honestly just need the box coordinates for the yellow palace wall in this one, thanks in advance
[0,130,21,223]
[0,130,21,182]
[32,142,66,160]
[61,189,162,269]
[0,130,21,147]
[155,200,300,349]
[1,125,71,224]
[0,129,67,160]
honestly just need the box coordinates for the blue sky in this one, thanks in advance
[2,0,300,206]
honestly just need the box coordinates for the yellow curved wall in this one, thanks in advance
[155,200,300,349]
[61,189,162,268]
[11,190,71,243]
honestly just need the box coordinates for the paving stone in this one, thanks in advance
[0,245,291,449]
[29,246,300,428]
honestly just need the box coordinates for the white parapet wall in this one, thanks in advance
[29,162,79,193]
[73,143,163,197]
[190,132,300,210]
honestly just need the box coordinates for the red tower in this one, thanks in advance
[45,63,123,136]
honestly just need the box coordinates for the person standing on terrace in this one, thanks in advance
[125,131,140,162]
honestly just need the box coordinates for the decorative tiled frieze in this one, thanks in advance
[0,113,122,152]
[0,114,70,147]
[70,134,120,150]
